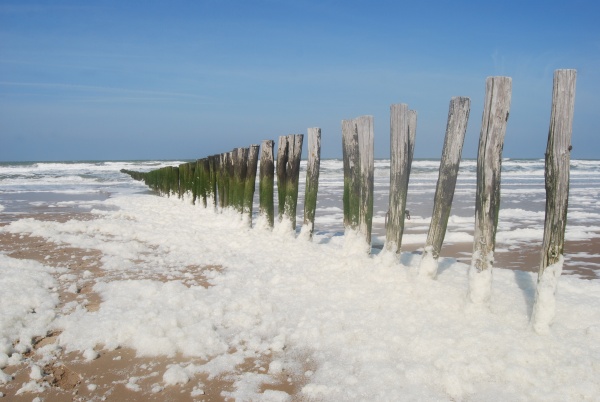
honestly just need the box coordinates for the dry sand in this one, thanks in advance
[1,211,598,401]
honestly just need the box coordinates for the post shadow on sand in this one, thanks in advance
[513,269,537,318]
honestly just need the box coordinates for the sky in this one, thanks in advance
[1,0,599,161]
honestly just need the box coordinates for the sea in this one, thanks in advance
[1,159,600,276]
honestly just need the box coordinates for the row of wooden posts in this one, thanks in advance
[121,130,322,235]
[123,69,577,333]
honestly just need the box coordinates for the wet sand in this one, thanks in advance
[1,207,599,401]
[0,218,301,401]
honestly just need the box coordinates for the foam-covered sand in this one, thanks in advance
[2,194,600,401]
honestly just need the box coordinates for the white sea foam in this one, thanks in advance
[2,193,600,399]
[2,159,600,399]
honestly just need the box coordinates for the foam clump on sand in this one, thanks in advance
[0,254,58,360]
[2,194,600,400]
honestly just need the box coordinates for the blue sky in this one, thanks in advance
[1,0,599,161]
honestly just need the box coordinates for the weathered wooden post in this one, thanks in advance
[243,144,260,226]
[232,148,248,213]
[342,116,374,250]
[201,158,211,208]
[220,152,233,209]
[276,136,288,222]
[226,151,234,209]
[531,69,577,333]
[342,119,360,229]
[385,104,411,255]
[302,127,321,239]
[276,134,304,229]
[178,162,193,201]
[259,140,275,228]
[208,155,218,208]
[407,110,417,177]
[418,97,471,278]
[468,77,512,304]
[193,159,205,207]
[217,153,226,209]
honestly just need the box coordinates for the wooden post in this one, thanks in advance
[342,116,374,249]
[277,134,304,229]
[216,153,227,209]
[357,116,374,245]
[385,104,411,255]
[418,97,471,278]
[201,158,210,208]
[531,69,577,333]
[303,128,321,238]
[342,119,360,229]
[232,148,248,213]
[259,140,275,228]
[244,144,260,226]
[220,152,232,209]
[407,110,418,177]
[468,76,512,304]
[193,159,205,207]
[178,162,193,201]
[208,155,218,208]
[276,136,289,223]
[226,151,235,209]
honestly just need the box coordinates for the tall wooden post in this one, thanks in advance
[178,162,193,201]
[303,127,321,238]
[342,116,374,249]
[385,104,411,255]
[201,158,210,208]
[277,136,289,223]
[215,153,226,209]
[531,69,577,333]
[232,147,248,213]
[407,109,418,178]
[342,119,360,229]
[193,159,207,208]
[244,144,260,226]
[259,140,275,228]
[208,155,218,208]
[468,77,512,304]
[419,97,471,278]
[277,134,303,229]
[227,151,236,209]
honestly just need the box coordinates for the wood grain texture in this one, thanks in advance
[303,128,321,237]
[386,104,410,255]
[259,140,275,228]
[469,76,512,303]
[419,97,470,277]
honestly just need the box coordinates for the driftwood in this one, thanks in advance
[468,76,512,303]
[259,140,275,228]
[531,69,577,333]
[303,128,321,238]
[419,97,471,278]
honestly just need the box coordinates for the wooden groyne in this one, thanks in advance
[122,69,577,331]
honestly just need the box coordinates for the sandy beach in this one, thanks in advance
[0,213,300,401]
[2,158,600,400]
[1,204,599,400]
